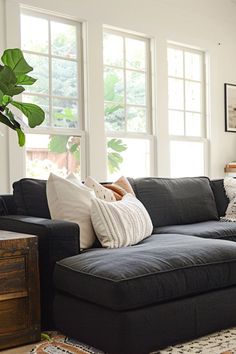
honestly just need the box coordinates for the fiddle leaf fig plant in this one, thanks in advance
[0,48,45,146]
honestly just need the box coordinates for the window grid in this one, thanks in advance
[21,9,83,132]
[104,29,152,135]
[103,29,153,179]
[168,44,206,139]
[20,9,86,180]
[167,44,208,177]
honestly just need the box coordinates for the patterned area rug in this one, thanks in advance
[31,328,236,354]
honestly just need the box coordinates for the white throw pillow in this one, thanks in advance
[47,173,95,249]
[67,173,95,195]
[84,176,116,202]
[223,177,236,218]
[91,194,153,248]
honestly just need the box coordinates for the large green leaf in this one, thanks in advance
[0,66,25,96]
[1,48,33,75]
[107,138,127,152]
[48,135,69,153]
[11,101,45,127]
[16,74,37,85]
[4,107,20,128]
[0,90,3,105]
[16,128,25,146]
[108,152,123,173]
[0,111,16,130]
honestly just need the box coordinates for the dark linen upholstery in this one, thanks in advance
[129,177,218,227]
[54,287,236,354]
[0,215,80,329]
[154,220,236,241]
[0,195,17,214]
[210,179,229,217]
[0,197,8,215]
[13,178,50,218]
[54,234,236,311]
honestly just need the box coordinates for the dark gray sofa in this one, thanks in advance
[1,176,236,354]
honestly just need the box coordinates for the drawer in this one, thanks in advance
[0,298,27,335]
[0,257,26,294]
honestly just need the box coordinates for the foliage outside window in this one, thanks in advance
[103,29,152,180]
[21,10,83,179]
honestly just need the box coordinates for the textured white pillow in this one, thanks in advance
[223,177,236,218]
[224,177,236,200]
[47,173,95,249]
[84,176,116,202]
[91,194,153,248]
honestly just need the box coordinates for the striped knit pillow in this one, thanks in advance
[91,194,153,248]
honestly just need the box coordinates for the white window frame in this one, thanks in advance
[20,8,87,179]
[167,43,209,176]
[103,28,155,177]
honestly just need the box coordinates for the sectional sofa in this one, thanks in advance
[1,176,236,354]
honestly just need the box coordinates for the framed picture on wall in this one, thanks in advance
[225,83,236,132]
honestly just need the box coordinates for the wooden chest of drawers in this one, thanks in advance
[0,231,40,350]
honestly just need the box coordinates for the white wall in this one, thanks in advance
[1,0,236,192]
[0,0,10,193]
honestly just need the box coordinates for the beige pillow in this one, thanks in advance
[84,176,116,202]
[91,194,153,248]
[104,176,135,201]
[46,173,95,249]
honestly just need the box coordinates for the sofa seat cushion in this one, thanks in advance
[54,234,236,311]
[154,221,236,241]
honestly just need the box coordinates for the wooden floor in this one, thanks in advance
[1,342,38,354]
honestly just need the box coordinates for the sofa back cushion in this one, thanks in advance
[129,177,219,227]
[13,178,50,218]
[210,179,229,217]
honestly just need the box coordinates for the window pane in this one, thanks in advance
[168,78,184,110]
[126,71,146,105]
[104,103,125,132]
[168,110,184,135]
[52,58,77,97]
[168,48,183,78]
[52,98,78,128]
[185,81,201,112]
[126,38,146,70]
[185,52,201,81]
[104,67,124,103]
[26,134,81,179]
[170,140,204,177]
[23,94,49,126]
[107,138,150,180]
[24,53,49,94]
[127,106,146,133]
[21,14,48,53]
[186,112,201,137]
[103,33,123,67]
[51,21,77,59]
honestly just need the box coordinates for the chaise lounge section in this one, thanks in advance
[54,233,236,354]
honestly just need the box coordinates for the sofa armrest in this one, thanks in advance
[0,215,80,329]
[0,215,80,262]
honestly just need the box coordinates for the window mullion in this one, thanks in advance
[48,19,53,128]
[123,36,127,133]
[183,50,186,137]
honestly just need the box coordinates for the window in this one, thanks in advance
[20,10,84,179]
[167,44,207,177]
[103,29,153,180]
